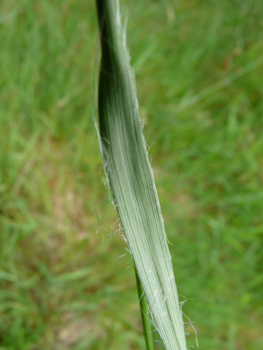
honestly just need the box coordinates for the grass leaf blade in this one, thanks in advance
[95,1,187,349]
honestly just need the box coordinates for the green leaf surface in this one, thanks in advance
[95,1,187,349]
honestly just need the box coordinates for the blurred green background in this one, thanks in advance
[0,0,263,349]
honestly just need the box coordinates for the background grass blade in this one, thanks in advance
[95,1,187,349]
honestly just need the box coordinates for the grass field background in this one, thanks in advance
[1,0,263,349]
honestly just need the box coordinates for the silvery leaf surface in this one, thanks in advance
[96,1,187,349]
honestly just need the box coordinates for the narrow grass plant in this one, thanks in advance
[95,1,187,349]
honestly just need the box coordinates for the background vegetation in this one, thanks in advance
[0,0,262,349]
